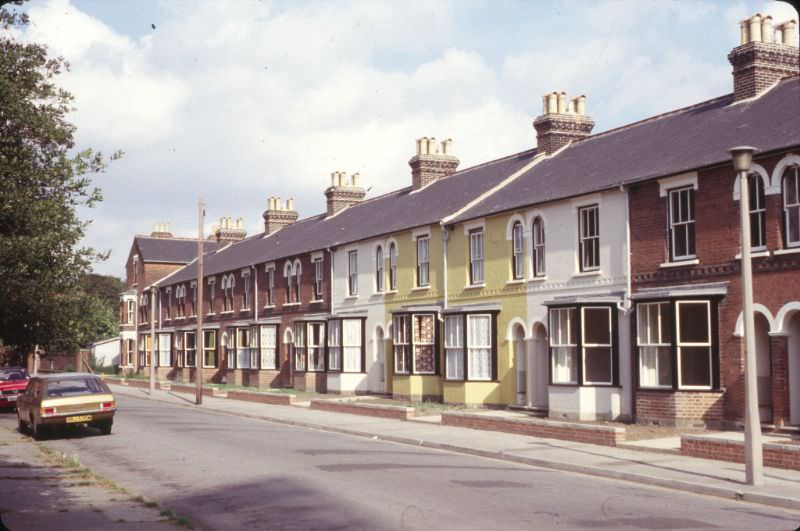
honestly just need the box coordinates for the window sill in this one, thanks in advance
[572,270,602,277]
[411,286,430,292]
[464,283,485,290]
[220,311,234,315]
[239,308,251,313]
[344,296,358,300]
[528,276,547,283]
[774,247,800,256]
[659,258,699,268]
[734,250,770,259]
[206,312,215,316]
[505,279,525,285]
[262,305,275,310]
[310,299,324,304]
[283,302,301,307]
[384,290,398,295]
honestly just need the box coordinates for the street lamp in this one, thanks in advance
[730,145,763,486]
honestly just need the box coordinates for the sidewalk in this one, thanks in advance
[110,384,800,511]
[0,422,178,530]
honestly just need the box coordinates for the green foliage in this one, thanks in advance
[0,2,122,356]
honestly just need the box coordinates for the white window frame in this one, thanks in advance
[580,306,613,386]
[444,315,464,380]
[469,229,484,285]
[185,331,196,368]
[207,278,216,315]
[328,320,342,371]
[348,250,358,296]
[375,246,385,293]
[636,302,673,389]
[389,243,397,290]
[512,222,524,280]
[668,187,696,261]
[265,267,275,306]
[466,314,492,381]
[165,288,172,320]
[203,330,217,368]
[783,165,800,248]
[747,174,767,251]
[259,325,278,370]
[417,236,430,287]
[158,333,172,367]
[307,322,326,372]
[313,259,324,301]
[190,281,197,316]
[578,205,600,271]
[549,307,578,384]
[393,314,411,374]
[676,300,713,390]
[532,217,546,277]
[342,319,362,373]
[242,272,251,310]
[294,322,306,372]
[126,300,135,324]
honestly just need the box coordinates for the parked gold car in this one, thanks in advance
[16,373,116,439]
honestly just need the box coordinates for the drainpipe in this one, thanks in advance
[623,184,632,311]
[252,265,258,322]
[441,226,449,311]
[327,248,335,316]
[149,286,157,395]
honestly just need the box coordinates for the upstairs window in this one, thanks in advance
[265,267,275,306]
[313,259,324,301]
[375,246,385,293]
[469,229,484,285]
[242,273,251,310]
[747,175,766,250]
[190,282,197,316]
[348,250,358,296]
[783,164,800,248]
[176,285,185,317]
[532,217,546,277]
[207,279,216,314]
[389,243,397,290]
[578,205,600,271]
[126,300,135,324]
[511,221,524,280]
[222,275,234,312]
[668,188,695,261]
[417,236,430,287]
[165,289,172,320]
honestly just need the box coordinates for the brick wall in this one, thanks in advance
[310,399,414,420]
[636,390,725,427]
[681,434,800,471]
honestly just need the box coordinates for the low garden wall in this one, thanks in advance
[310,399,415,420]
[681,434,800,471]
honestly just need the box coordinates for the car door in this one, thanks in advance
[17,379,34,418]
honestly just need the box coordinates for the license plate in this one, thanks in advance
[66,415,92,423]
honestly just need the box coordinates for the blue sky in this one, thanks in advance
[12,0,799,277]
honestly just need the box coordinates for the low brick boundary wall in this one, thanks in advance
[169,384,220,398]
[441,411,625,447]
[310,399,415,420]
[227,390,295,406]
[681,434,800,471]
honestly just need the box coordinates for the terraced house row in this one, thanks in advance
[119,14,800,428]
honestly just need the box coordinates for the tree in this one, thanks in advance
[0,1,121,360]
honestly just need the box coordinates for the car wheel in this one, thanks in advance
[31,419,45,440]
[17,414,27,434]
[96,420,113,435]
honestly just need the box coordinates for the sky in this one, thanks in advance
[9,0,800,278]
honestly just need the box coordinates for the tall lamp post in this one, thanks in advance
[730,146,763,486]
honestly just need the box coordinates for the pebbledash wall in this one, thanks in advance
[629,150,800,427]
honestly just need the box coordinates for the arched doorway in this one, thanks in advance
[529,322,549,411]
[375,325,386,394]
[755,313,772,423]
[789,312,800,426]
[512,324,526,405]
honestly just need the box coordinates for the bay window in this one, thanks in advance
[444,313,496,381]
[413,314,435,374]
[157,333,172,367]
[635,300,716,390]
[184,332,196,368]
[259,325,278,370]
[328,320,342,371]
[203,330,217,368]
[549,304,616,386]
[444,315,464,380]
[392,314,412,374]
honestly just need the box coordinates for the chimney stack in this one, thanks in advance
[324,171,367,217]
[728,13,799,101]
[262,196,299,234]
[214,216,247,243]
[408,137,459,191]
[533,92,595,154]
[150,221,173,239]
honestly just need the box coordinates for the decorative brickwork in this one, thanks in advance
[728,42,800,101]
[262,203,299,234]
[532,113,595,154]
[409,154,459,190]
[325,185,366,217]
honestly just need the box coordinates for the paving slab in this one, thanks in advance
[110,384,800,511]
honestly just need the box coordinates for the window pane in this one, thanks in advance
[467,315,491,380]
[414,314,435,374]
[584,346,612,384]
[343,319,362,372]
[583,307,610,345]
[446,349,464,379]
[680,347,711,387]
[551,346,577,384]
[678,302,709,343]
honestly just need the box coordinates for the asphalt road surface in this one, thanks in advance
[5,394,800,530]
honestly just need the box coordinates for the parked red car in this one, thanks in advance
[0,368,30,411]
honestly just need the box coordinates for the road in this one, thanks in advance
[4,393,800,530]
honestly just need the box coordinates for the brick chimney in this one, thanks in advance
[150,221,173,239]
[408,137,459,191]
[533,92,595,155]
[262,197,299,235]
[324,172,366,216]
[213,216,247,243]
[728,14,799,101]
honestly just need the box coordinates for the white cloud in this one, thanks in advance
[14,0,791,277]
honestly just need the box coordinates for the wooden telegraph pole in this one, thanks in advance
[196,198,205,405]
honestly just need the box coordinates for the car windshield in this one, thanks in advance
[45,378,107,398]
[0,371,28,382]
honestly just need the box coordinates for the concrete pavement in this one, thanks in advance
[109,383,800,512]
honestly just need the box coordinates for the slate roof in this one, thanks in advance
[449,76,800,223]
[135,236,223,264]
[158,148,538,286]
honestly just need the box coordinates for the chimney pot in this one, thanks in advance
[761,15,773,43]
[749,14,762,43]
[557,92,567,114]
[421,137,429,155]
[287,198,294,210]
[783,20,797,46]
[547,93,558,114]
[351,173,360,187]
